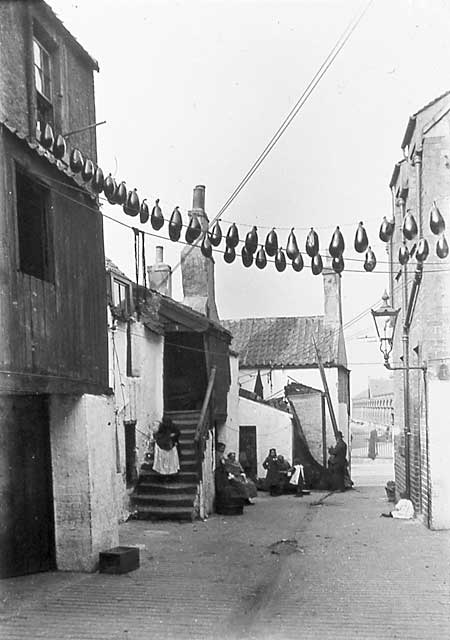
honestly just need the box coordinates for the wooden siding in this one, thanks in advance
[0,128,108,394]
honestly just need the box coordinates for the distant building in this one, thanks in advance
[106,187,232,523]
[352,378,394,428]
[222,268,350,486]
[389,91,450,529]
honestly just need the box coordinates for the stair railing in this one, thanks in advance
[194,366,216,474]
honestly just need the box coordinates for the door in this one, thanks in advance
[124,420,137,487]
[164,332,208,411]
[239,425,257,481]
[0,395,55,578]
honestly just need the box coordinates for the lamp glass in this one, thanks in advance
[371,293,400,360]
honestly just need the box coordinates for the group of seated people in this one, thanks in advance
[215,443,309,514]
[215,443,258,514]
[262,448,307,496]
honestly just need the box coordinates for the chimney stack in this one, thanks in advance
[322,255,343,327]
[147,246,172,297]
[192,185,205,210]
[181,185,219,321]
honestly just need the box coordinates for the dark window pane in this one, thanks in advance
[16,168,52,281]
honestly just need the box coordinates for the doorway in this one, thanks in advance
[124,420,137,487]
[239,425,257,481]
[0,395,55,578]
[164,332,208,411]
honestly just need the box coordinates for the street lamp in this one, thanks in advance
[371,290,426,372]
[371,291,399,368]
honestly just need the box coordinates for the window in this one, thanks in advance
[33,37,53,138]
[16,167,53,281]
[33,39,51,100]
[112,279,130,314]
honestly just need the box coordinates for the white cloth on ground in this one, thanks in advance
[153,443,180,475]
[391,498,414,519]
[289,464,304,486]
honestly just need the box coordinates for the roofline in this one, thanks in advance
[237,363,347,370]
[1,120,98,199]
[239,394,293,416]
[223,314,324,323]
[389,160,405,189]
[401,116,416,150]
[40,1,99,72]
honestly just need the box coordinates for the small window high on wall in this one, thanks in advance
[112,278,130,314]
[33,37,53,138]
[15,167,53,282]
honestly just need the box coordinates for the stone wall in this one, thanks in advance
[49,393,118,572]
[108,311,164,519]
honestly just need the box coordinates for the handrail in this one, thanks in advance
[194,366,216,444]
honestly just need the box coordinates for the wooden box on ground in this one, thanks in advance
[99,546,140,574]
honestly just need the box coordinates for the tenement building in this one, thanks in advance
[388,91,450,529]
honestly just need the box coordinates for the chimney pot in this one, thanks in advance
[155,246,164,264]
[193,185,205,210]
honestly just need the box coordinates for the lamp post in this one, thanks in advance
[371,290,427,499]
[371,291,399,369]
[371,290,426,373]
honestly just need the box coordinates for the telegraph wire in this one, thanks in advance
[211,0,375,223]
[164,0,375,282]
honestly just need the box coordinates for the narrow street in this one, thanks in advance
[2,465,449,640]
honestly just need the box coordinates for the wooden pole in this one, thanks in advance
[313,336,339,439]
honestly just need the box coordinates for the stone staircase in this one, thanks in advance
[132,410,200,521]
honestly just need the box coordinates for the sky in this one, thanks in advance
[50,0,450,394]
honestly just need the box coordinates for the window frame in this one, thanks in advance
[112,277,131,315]
[14,163,54,283]
[33,37,52,103]
[31,22,58,140]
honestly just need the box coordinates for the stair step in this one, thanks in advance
[141,460,197,472]
[165,410,201,418]
[179,430,196,438]
[137,482,197,494]
[134,494,195,507]
[138,468,198,479]
[136,505,194,521]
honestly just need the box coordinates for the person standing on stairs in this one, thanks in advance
[153,416,181,476]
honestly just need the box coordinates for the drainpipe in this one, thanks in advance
[401,149,424,501]
[413,147,431,527]
[423,367,431,528]
[389,188,396,305]
[398,195,411,497]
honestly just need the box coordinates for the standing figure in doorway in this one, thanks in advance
[263,448,282,496]
[329,431,348,492]
[153,416,180,476]
[368,428,378,460]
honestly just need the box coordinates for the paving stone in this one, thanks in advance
[0,487,449,640]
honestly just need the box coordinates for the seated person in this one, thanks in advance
[277,454,292,493]
[381,492,414,519]
[288,459,305,497]
[215,452,249,512]
[225,452,257,499]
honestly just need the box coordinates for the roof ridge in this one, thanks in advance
[413,89,450,117]
[222,314,324,322]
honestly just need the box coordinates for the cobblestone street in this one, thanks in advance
[1,478,449,640]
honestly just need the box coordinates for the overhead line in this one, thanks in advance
[165,0,375,281]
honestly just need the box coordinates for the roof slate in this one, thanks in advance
[222,316,342,368]
[1,120,97,200]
